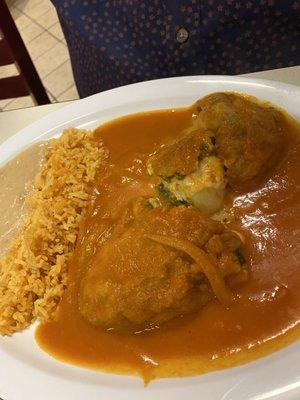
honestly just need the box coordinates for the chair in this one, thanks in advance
[0,0,50,104]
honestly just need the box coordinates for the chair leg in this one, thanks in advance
[0,0,50,105]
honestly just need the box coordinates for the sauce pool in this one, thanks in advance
[36,104,300,383]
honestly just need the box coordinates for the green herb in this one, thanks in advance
[157,183,188,206]
[235,249,246,266]
[198,143,213,161]
[165,172,186,182]
[173,172,185,180]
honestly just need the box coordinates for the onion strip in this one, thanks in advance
[146,234,233,305]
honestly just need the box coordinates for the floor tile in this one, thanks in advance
[10,6,21,19]
[14,0,42,13]
[5,0,76,111]
[21,0,53,20]
[26,30,59,60]
[3,95,35,111]
[0,64,19,79]
[46,90,57,103]
[13,10,32,31]
[48,22,65,41]
[57,84,79,101]
[34,42,69,78]
[6,0,18,6]
[0,98,13,111]
[19,21,43,43]
[43,59,75,97]
[37,6,59,29]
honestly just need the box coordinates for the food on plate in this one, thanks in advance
[195,93,282,188]
[79,198,246,332]
[148,129,227,215]
[147,93,282,214]
[0,92,299,383]
[0,142,46,257]
[0,129,108,335]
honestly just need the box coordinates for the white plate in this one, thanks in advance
[0,76,299,400]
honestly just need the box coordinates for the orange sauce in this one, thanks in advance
[36,104,300,383]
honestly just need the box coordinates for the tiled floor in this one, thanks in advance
[0,0,79,111]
